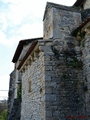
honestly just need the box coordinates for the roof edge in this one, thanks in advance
[72,17,90,36]
[12,37,43,63]
[17,41,38,70]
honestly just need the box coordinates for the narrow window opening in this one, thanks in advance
[28,80,31,93]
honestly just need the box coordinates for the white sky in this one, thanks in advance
[0,0,76,100]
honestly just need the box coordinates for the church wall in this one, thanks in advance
[21,4,86,120]
[9,2,90,120]
[43,4,86,120]
[43,4,81,40]
[53,8,81,39]
[43,39,85,119]
[81,23,90,119]
[8,70,21,120]
[21,51,46,120]
[43,8,53,39]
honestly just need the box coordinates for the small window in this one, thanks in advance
[81,4,84,9]
[28,80,31,93]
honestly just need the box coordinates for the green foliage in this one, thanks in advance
[0,109,7,120]
[72,28,86,39]
[72,57,78,68]
[79,31,86,39]
[17,84,22,101]
[82,39,85,47]
[71,57,83,69]
[0,100,7,117]
[72,28,86,47]
[51,45,83,69]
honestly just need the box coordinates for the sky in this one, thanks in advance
[0,0,76,100]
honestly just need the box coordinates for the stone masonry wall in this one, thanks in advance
[21,50,45,120]
[20,4,87,120]
[84,0,90,9]
[43,3,86,120]
[10,2,90,120]
[8,70,16,120]
[40,38,85,120]
[43,3,81,40]
[53,8,81,39]
[43,7,53,39]
[8,70,21,120]
[81,25,90,119]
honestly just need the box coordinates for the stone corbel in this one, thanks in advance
[30,55,34,62]
[20,70,23,74]
[24,64,28,72]
[34,52,38,60]
[21,68,25,74]
[27,59,31,66]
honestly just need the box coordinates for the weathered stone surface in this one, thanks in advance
[43,3,81,39]
[21,52,45,120]
[8,70,21,120]
[84,0,90,9]
[8,99,21,120]
[81,9,90,21]
[9,1,90,120]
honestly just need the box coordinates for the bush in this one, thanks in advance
[0,109,7,120]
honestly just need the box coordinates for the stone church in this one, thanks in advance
[8,0,90,119]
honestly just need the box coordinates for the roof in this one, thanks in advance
[17,41,38,70]
[74,0,86,7]
[72,17,90,36]
[78,17,90,28]
[12,37,43,63]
